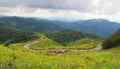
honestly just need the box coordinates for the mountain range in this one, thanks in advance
[0,16,64,33]
[0,16,120,38]
[53,19,120,38]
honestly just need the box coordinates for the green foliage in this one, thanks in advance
[103,29,120,49]
[0,28,38,44]
[4,39,11,46]
[46,30,101,46]
[0,44,120,69]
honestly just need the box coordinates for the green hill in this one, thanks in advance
[46,30,101,46]
[103,29,120,49]
[68,38,100,48]
[0,28,38,45]
[30,34,62,50]
[0,16,64,33]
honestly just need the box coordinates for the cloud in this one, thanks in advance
[0,0,93,12]
[0,0,120,22]
[92,0,120,15]
[0,0,120,14]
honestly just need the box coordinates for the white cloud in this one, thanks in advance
[0,0,120,22]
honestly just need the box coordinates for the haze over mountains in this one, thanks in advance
[0,16,120,38]
[54,19,120,38]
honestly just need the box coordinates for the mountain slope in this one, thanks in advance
[46,30,101,46]
[68,38,100,48]
[30,36,63,50]
[0,16,64,33]
[54,19,120,38]
[0,28,38,45]
[103,29,120,49]
[1,16,120,38]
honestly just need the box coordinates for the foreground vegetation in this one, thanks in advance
[0,43,120,69]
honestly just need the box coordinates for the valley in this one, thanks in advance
[0,0,120,69]
[0,16,120,69]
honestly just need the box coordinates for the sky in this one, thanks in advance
[0,0,120,22]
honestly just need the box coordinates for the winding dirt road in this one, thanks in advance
[24,41,41,52]
[24,41,102,52]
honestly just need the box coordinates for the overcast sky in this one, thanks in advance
[0,0,120,22]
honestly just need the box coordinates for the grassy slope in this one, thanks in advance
[0,33,119,69]
[30,38,100,49]
[0,44,120,69]
[68,38,100,48]
[104,46,120,53]
[31,38,63,50]
[30,34,63,50]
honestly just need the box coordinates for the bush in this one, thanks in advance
[4,39,11,46]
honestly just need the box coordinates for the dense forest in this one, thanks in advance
[0,28,38,45]
[103,29,120,49]
[46,30,101,46]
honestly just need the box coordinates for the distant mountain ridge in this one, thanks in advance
[0,16,64,33]
[0,16,120,38]
[53,19,120,38]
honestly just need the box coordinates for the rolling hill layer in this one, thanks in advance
[0,28,38,45]
[46,30,101,46]
[0,16,120,38]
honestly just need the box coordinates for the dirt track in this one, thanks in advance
[24,41,102,52]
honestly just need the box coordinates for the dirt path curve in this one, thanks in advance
[24,41,102,52]
[88,43,102,51]
[24,41,41,52]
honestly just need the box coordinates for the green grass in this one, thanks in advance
[30,38,63,50]
[68,38,100,48]
[0,34,119,69]
[31,38,101,50]
[104,46,120,53]
[0,44,120,69]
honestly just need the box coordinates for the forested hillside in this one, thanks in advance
[46,30,101,45]
[0,28,38,45]
[103,29,120,49]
